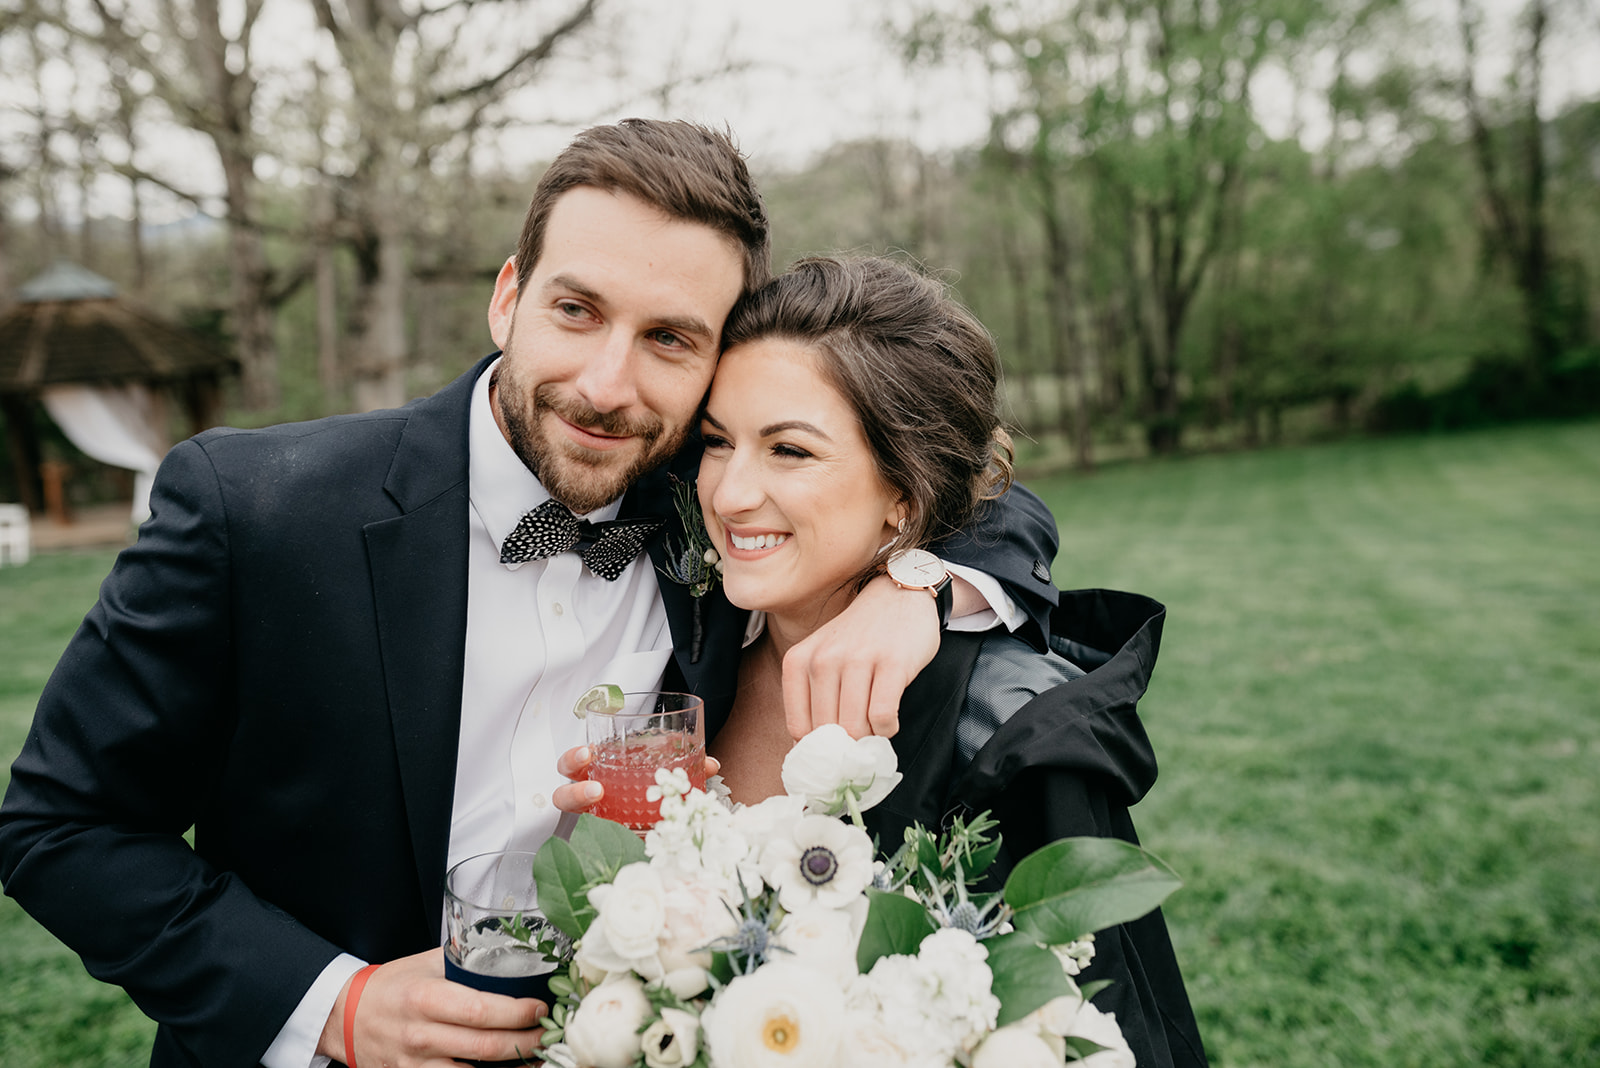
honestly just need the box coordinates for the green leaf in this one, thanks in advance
[856,889,939,973]
[1078,979,1112,1002]
[532,836,593,939]
[986,932,1075,1027]
[567,813,648,884]
[1064,1034,1112,1059]
[1004,837,1181,945]
[965,835,1003,879]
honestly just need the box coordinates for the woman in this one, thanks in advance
[563,256,1207,1067]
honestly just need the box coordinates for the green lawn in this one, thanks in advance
[2,420,1598,1066]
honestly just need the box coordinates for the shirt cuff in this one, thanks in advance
[942,561,1022,633]
[261,953,368,1068]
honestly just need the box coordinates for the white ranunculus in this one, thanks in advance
[576,862,666,977]
[564,973,653,1068]
[700,960,844,1068]
[781,724,902,815]
[759,814,875,912]
[1066,1001,1136,1068]
[970,1025,1064,1068]
[640,1006,701,1068]
[774,903,861,985]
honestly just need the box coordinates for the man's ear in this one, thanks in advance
[487,257,519,349]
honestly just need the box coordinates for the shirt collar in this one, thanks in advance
[469,359,623,561]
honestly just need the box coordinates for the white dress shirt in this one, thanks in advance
[264,358,1019,1067]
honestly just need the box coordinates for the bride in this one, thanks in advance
[560,255,1208,1068]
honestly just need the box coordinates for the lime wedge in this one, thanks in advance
[573,683,625,720]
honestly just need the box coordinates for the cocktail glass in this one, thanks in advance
[584,691,706,831]
[443,849,557,1006]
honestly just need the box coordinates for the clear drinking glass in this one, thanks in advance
[584,691,706,831]
[442,850,557,1002]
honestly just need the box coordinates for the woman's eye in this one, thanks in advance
[773,443,812,459]
[700,432,731,449]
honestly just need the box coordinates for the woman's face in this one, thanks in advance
[698,337,903,625]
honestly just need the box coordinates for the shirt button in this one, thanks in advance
[531,794,547,808]
[552,602,564,616]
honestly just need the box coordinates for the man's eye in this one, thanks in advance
[700,432,731,449]
[650,330,686,348]
[557,301,590,319]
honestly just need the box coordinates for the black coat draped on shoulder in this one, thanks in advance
[863,589,1209,1068]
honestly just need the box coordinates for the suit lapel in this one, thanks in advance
[364,357,486,929]
[624,452,747,738]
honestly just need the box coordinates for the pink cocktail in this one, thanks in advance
[585,691,706,832]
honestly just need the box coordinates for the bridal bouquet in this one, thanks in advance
[526,725,1180,1068]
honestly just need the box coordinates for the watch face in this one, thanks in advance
[888,548,947,589]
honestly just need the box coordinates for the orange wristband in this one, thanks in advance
[342,964,382,1068]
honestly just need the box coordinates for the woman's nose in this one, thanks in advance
[710,449,763,516]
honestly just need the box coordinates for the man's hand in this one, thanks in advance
[781,573,961,740]
[318,948,546,1068]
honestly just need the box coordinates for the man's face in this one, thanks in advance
[487,186,746,514]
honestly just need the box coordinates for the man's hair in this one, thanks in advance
[721,255,1014,569]
[515,119,771,294]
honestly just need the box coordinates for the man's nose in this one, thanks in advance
[573,330,639,413]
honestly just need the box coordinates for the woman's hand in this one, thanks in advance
[551,747,722,813]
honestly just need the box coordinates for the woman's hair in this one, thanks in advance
[720,255,1013,567]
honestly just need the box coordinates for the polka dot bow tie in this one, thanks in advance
[500,498,665,581]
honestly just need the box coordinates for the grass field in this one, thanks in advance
[2,419,1598,1066]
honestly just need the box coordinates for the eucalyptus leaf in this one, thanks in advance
[532,836,593,939]
[1004,837,1181,945]
[986,932,1075,1027]
[856,889,939,973]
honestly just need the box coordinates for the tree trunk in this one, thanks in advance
[349,196,409,412]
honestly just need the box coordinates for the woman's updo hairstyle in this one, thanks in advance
[719,255,1013,562]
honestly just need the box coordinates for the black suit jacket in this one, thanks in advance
[0,355,1058,1067]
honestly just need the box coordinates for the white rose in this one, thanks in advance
[759,814,875,912]
[775,903,861,985]
[576,863,667,977]
[781,724,902,814]
[970,1025,1064,1068]
[1066,1001,1136,1068]
[564,973,652,1068]
[655,877,737,998]
[701,960,844,1068]
[641,1006,701,1068]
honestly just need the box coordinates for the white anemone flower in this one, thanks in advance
[759,814,874,911]
[641,1006,702,1068]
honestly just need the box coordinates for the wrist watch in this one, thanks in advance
[886,548,954,629]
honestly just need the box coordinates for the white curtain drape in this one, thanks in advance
[41,383,170,525]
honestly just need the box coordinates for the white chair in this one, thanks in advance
[0,503,31,566]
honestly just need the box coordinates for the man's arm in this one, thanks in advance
[0,440,345,1067]
[781,482,1060,738]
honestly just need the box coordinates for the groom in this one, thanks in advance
[0,119,1060,1068]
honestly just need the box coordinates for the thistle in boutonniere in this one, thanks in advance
[658,475,724,662]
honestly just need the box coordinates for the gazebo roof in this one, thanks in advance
[0,262,236,393]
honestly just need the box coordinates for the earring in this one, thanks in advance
[898,518,907,535]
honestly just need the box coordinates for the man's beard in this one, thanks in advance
[496,367,687,515]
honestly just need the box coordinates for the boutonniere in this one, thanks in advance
[658,475,725,662]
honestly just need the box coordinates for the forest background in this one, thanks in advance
[2,0,1598,498]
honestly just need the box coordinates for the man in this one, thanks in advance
[0,120,1060,1067]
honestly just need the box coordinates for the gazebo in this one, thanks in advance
[0,261,236,523]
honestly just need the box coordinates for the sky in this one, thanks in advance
[5,0,1598,225]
